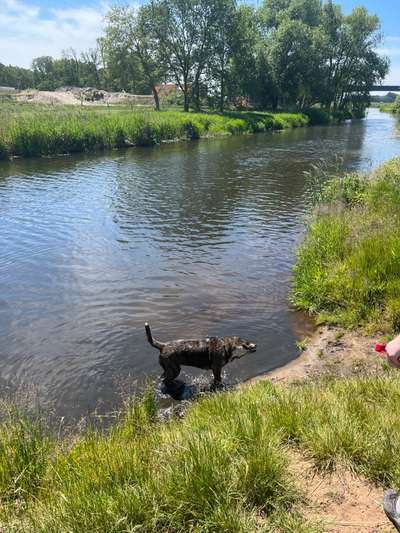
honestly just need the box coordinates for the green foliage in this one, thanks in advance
[293,158,400,332]
[271,375,400,485]
[304,107,332,125]
[0,62,33,90]
[0,104,308,159]
[380,96,400,115]
[316,173,368,206]
[22,392,298,532]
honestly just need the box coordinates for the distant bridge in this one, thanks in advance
[371,85,400,92]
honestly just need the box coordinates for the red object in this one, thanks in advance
[375,343,387,353]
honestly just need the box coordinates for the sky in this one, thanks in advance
[0,0,399,84]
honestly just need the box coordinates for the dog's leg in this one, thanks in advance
[162,359,181,385]
[212,366,222,387]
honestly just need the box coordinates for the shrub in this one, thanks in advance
[304,107,332,125]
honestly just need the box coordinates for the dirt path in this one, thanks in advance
[290,451,390,532]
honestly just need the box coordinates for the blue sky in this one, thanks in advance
[1,0,399,84]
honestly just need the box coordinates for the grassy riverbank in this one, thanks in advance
[1,370,399,532]
[0,103,309,160]
[293,158,400,333]
[379,99,400,114]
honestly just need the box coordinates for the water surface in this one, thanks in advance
[0,109,399,416]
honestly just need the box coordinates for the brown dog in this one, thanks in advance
[145,323,256,386]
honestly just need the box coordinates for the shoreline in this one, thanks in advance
[245,324,383,388]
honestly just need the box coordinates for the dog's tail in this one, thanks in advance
[145,322,165,350]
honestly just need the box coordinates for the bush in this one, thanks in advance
[304,107,332,125]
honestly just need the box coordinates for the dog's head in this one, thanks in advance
[225,336,257,361]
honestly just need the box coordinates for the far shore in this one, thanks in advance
[0,101,330,161]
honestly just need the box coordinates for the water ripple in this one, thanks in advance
[0,109,399,417]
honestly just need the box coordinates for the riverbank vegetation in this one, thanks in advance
[1,0,388,117]
[293,158,400,333]
[380,95,400,114]
[0,104,310,160]
[0,370,399,531]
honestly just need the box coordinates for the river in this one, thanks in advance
[0,108,399,417]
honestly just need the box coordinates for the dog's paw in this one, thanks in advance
[210,381,225,392]
[161,380,196,401]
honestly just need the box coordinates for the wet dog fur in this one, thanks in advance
[145,323,256,387]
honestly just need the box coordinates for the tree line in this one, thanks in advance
[0,0,389,117]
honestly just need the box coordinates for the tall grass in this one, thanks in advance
[0,103,309,160]
[293,158,400,332]
[1,372,400,531]
[0,404,52,504]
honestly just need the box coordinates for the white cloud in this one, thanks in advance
[385,65,400,86]
[379,48,400,58]
[0,0,108,67]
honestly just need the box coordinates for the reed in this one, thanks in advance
[0,104,309,161]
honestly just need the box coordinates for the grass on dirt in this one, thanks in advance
[293,157,400,333]
[0,102,309,160]
[1,369,400,532]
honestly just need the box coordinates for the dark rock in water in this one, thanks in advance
[161,379,196,401]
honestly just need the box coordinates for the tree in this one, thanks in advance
[320,4,389,115]
[32,56,57,90]
[266,19,325,108]
[258,0,388,115]
[226,5,260,107]
[0,63,33,89]
[149,0,222,111]
[103,5,165,110]
[206,0,236,111]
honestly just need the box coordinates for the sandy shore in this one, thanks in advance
[246,324,385,387]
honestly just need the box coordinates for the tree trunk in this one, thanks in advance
[192,73,201,112]
[151,85,160,111]
[219,72,225,113]
[183,80,189,112]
